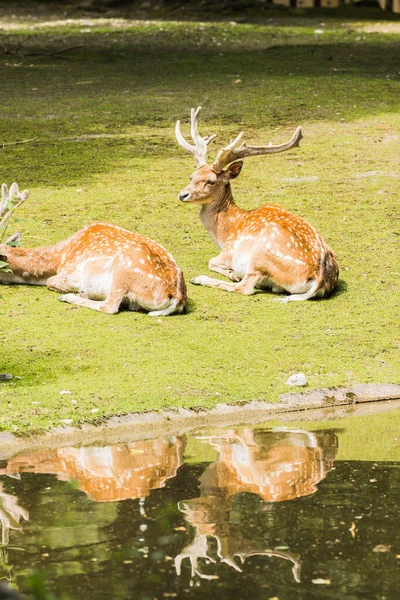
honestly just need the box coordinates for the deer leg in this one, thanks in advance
[208,254,240,282]
[47,272,80,294]
[191,272,261,295]
[234,273,262,295]
[58,293,123,314]
[58,260,131,314]
[58,274,127,313]
[273,280,320,303]
[191,275,237,292]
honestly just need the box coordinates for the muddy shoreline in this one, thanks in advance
[0,383,399,460]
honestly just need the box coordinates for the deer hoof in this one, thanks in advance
[272,295,289,304]
[190,276,208,286]
[58,293,74,303]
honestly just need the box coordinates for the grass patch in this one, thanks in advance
[0,3,399,432]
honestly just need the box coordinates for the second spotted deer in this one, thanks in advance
[0,184,186,316]
[175,107,338,302]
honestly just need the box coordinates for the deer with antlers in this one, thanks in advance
[175,107,338,302]
[0,183,187,316]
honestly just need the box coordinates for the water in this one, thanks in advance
[1,405,400,600]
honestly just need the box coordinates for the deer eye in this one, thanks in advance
[207,180,216,186]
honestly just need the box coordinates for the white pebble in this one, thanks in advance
[285,373,308,387]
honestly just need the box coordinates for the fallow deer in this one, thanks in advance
[175,107,339,302]
[175,428,337,581]
[0,184,187,316]
[0,438,184,503]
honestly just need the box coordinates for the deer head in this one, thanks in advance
[175,107,302,205]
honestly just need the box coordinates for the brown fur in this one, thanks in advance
[0,223,187,316]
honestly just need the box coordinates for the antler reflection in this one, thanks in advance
[0,483,29,546]
[176,428,337,582]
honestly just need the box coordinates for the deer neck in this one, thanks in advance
[0,241,65,280]
[199,185,245,249]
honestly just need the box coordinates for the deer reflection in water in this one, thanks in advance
[0,437,184,544]
[176,428,338,582]
[0,483,29,546]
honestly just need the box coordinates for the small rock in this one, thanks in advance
[285,373,308,387]
[59,390,72,395]
[0,373,13,381]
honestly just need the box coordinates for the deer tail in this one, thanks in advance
[176,268,188,312]
[319,240,339,297]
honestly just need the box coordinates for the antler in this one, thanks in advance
[0,483,29,546]
[212,126,303,173]
[0,183,29,231]
[0,183,29,217]
[232,548,302,584]
[175,534,217,580]
[175,106,217,168]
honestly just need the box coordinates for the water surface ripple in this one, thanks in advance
[1,415,399,600]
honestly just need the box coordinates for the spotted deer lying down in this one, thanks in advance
[0,187,187,316]
[175,107,339,302]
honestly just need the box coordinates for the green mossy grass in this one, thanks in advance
[0,4,399,432]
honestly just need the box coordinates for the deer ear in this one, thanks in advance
[226,160,243,180]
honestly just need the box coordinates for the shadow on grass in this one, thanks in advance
[1,34,399,188]
[2,2,400,25]
[331,278,348,298]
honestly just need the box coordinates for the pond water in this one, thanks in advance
[1,405,400,600]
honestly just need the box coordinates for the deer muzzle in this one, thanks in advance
[178,190,190,202]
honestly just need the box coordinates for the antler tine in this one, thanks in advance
[9,182,19,201]
[175,106,217,168]
[175,120,195,154]
[9,182,29,202]
[5,232,21,245]
[0,184,9,216]
[211,131,244,173]
[3,182,29,206]
[212,125,303,172]
[190,106,201,142]
[175,534,216,578]
[0,182,29,228]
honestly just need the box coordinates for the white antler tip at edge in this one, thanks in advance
[295,126,303,141]
[226,131,244,150]
[9,183,19,202]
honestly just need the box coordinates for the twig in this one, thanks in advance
[27,45,83,57]
[0,199,26,228]
[0,36,33,56]
[1,138,37,148]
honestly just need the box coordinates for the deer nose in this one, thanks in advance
[179,191,190,201]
